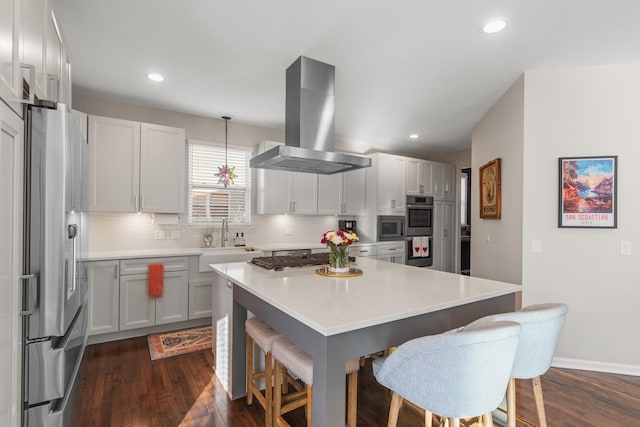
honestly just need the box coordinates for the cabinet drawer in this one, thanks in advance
[120,256,188,275]
[377,242,404,255]
[350,245,378,257]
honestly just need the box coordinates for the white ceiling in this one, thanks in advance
[52,0,640,158]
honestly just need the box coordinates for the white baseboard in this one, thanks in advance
[552,357,640,376]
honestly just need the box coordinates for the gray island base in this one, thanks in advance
[210,257,520,427]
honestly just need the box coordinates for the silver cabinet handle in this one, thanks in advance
[292,201,296,212]
[360,250,369,253]
[134,196,139,211]
[389,248,397,251]
[226,280,232,289]
[141,196,144,211]
[114,264,119,280]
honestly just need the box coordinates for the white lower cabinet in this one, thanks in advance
[87,260,120,335]
[188,256,213,319]
[377,241,405,264]
[120,269,189,330]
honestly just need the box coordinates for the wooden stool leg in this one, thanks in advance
[274,360,282,426]
[246,335,254,405]
[532,376,548,427]
[265,352,273,427]
[305,384,313,427]
[387,392,403,427]
[424,410,433,427]
[347,371,358,427]
[506,377,516,427]
[482,413,494,427]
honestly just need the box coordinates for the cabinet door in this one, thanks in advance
[87,260,119,335]
[377,154,406,213]
[19,0,46,101]
[291,172,318,214]
[119,273,155,330]
[189,278,213,319]
[156,271,189,324]
[0,100,23,427]
[0,0,22,114]
[44,8,61,102]
[406,159,420,194]
[140,123,186,213]
[88,116,141,212]
[420,161,434,195]
[342,168,366,216]
[317,173,342,215]
[433,163,455,201]
[257,168,291,214]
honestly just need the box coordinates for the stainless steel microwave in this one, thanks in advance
[377,216,405,241]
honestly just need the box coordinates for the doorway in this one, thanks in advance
[460,168,471,275]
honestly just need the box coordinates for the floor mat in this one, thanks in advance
[147,325,212,360]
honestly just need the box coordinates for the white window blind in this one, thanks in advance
[188,140,251,225]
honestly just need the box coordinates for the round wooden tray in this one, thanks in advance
[315,266,363,278]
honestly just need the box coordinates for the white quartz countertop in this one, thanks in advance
[209,257,521,336]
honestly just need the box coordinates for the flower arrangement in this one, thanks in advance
[321,230,359,273]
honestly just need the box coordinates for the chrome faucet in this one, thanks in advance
[221,217,229,247]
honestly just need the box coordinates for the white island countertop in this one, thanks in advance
[209,257,521,336]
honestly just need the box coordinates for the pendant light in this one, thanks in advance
[215,115,237,188]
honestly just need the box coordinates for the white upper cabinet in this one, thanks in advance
[88,115,185,213]
[374,153,406,214]
[0,0,22,114]
[140,123,186,213]
[433,162,455,201]
[406,159,434,196]
[44,7,61,102]
[318,167,366,216]
[255,141,318,215]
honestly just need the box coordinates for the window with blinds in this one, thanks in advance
[188,140,251,225]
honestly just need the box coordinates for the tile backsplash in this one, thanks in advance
[87,213,355,252]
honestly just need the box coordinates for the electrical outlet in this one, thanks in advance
[154,230,166,240]
[621,241,632,256]
[171,229,182,240]
[531,239,542,253]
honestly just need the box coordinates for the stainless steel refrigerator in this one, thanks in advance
[22,101,89,427]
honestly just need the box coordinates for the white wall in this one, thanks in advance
[472,65,640,375]
[471,76,524,285]
[521,64,640,374]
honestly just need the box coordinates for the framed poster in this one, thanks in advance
[559,156,617,228]
[479,158,501,219]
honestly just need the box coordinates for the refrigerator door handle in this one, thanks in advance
[68,224,78,296]
[20,274,36,316]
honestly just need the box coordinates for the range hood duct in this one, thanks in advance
[250,56,371,174]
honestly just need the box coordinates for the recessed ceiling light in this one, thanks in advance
[482,18,508,34]
[409,134,419,139]
[147,73,164,82]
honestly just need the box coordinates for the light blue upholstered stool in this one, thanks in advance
[373,320,521,427]
[245,317,283,427]
[271,336,360,427]
[465,303,568,427]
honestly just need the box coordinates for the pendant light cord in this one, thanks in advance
[222,115,231,166]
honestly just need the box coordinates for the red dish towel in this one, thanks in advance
[148,263,164,298]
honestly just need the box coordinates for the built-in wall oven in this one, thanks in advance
[405,195,433,267]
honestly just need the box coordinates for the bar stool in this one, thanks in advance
[464,303,568,427]
[373,320,521,427]
[245,317,282,427]
[271,336,360,427]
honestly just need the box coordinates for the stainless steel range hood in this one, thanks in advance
[250,56,371,174]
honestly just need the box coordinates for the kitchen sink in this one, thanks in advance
[199,247,264,272]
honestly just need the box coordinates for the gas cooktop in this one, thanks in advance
[249,253,329,271]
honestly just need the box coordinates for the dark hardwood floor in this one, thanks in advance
[70,337,640,426]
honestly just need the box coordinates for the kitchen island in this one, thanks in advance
[210,257,521,427]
